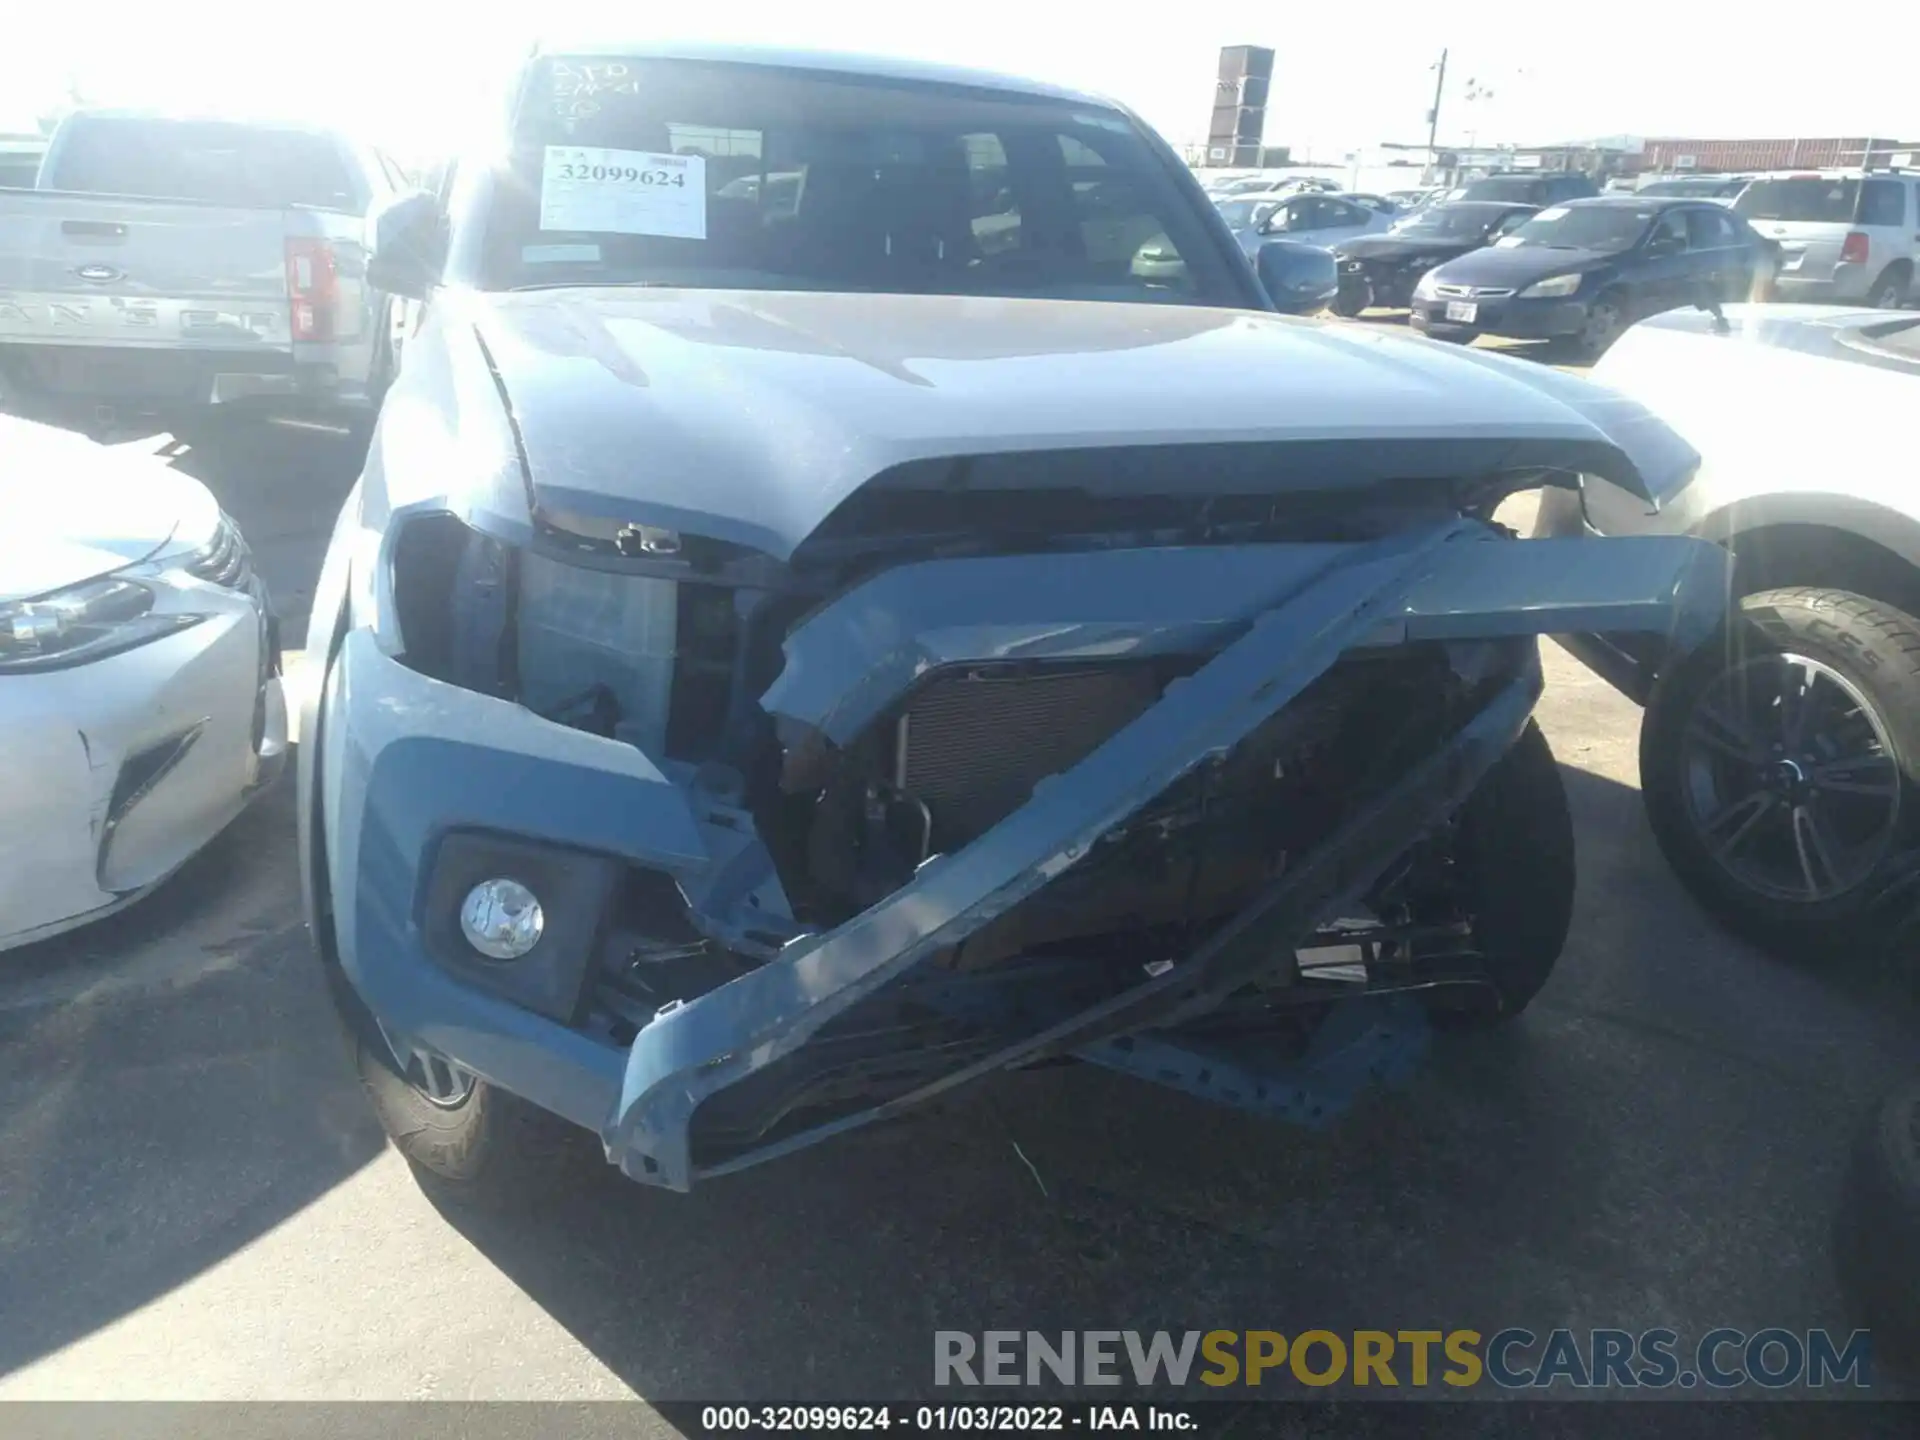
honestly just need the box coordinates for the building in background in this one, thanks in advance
[1502,137,1645,182]
[1640,137,1920,174]
[1203,46,1274,170]
[1371,136,1644,187]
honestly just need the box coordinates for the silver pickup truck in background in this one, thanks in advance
[0,110,399,435]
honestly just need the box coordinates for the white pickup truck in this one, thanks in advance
[0,110,402,435]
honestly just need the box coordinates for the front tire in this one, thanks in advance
[1570,291,1626,361]
[354,1036,504,1186]
[1866,266,1911,311]
[1640,588,1920,961]
[1429,721,1576,1026]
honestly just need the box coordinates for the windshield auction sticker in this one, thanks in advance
[539,146,707,239]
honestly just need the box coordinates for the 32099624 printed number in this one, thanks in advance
[551,164,686,186]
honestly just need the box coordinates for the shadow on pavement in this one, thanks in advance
[0,766,386,1380]
[426,760,1915,1402]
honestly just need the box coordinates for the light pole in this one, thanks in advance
[1425,48,1448,175]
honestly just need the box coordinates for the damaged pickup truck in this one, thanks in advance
[297,41,1732,1194]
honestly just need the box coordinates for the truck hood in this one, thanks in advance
[472,288,1695,559]
[0,417,209,603]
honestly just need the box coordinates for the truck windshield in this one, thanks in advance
[477,56,1243,305]
[45,117,361,212]
[1734,177,1857,223]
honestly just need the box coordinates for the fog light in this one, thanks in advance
[459,878,544,960]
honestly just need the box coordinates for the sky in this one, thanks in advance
[4,2,1915,163]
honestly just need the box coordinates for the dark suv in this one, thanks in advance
[1456,172,1598,206]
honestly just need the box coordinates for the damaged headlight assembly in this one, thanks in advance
[383,509,681,753]
[0,576,203,673]
[376,509,710,1000]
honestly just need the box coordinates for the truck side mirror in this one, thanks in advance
[366,190,448,301]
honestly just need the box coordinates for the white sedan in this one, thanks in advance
[1,417,286,951]
[1533,304,1920,960]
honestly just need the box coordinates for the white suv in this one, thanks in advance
[1732,170,1918,308]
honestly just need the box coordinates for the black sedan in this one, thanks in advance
[1409,196,1777,359]
[1329,202,1538,315]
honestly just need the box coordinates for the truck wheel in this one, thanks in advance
[1834,1078,1920,1366]
[1429,721,1576,1026]
[1866,265,1910,311]
[353,1034,536,1196]
[1640,588,1920,961]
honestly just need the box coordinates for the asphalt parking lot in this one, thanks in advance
[2,327,1916,1408]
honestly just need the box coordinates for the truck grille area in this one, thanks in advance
[691,644,1509,1169]
[898,666,1163,851]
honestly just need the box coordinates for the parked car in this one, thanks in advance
[1341,192,1403,216]
[0,416,284,951]
[0,110,401,436]
[300,40,1731,1198]
[1386,187,1441,210]
[1219,191,1394,256]
[1533,304,1920,958]
[1330,201,1536,315]
[1636,174,1752,201]
[1206,172,1284,197]
[1454,172,1598,206]
[1410,196,1776,358]
[1733,170,1918,309]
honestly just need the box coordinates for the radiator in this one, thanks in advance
[896,665,1162,850]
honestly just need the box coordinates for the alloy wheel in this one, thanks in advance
[1678,652,1901,902]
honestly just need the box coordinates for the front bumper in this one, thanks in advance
[321,520,1732,1190]
[1410,294,1589,341]
[0,573,284,951]
[1343,259,1443,310]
